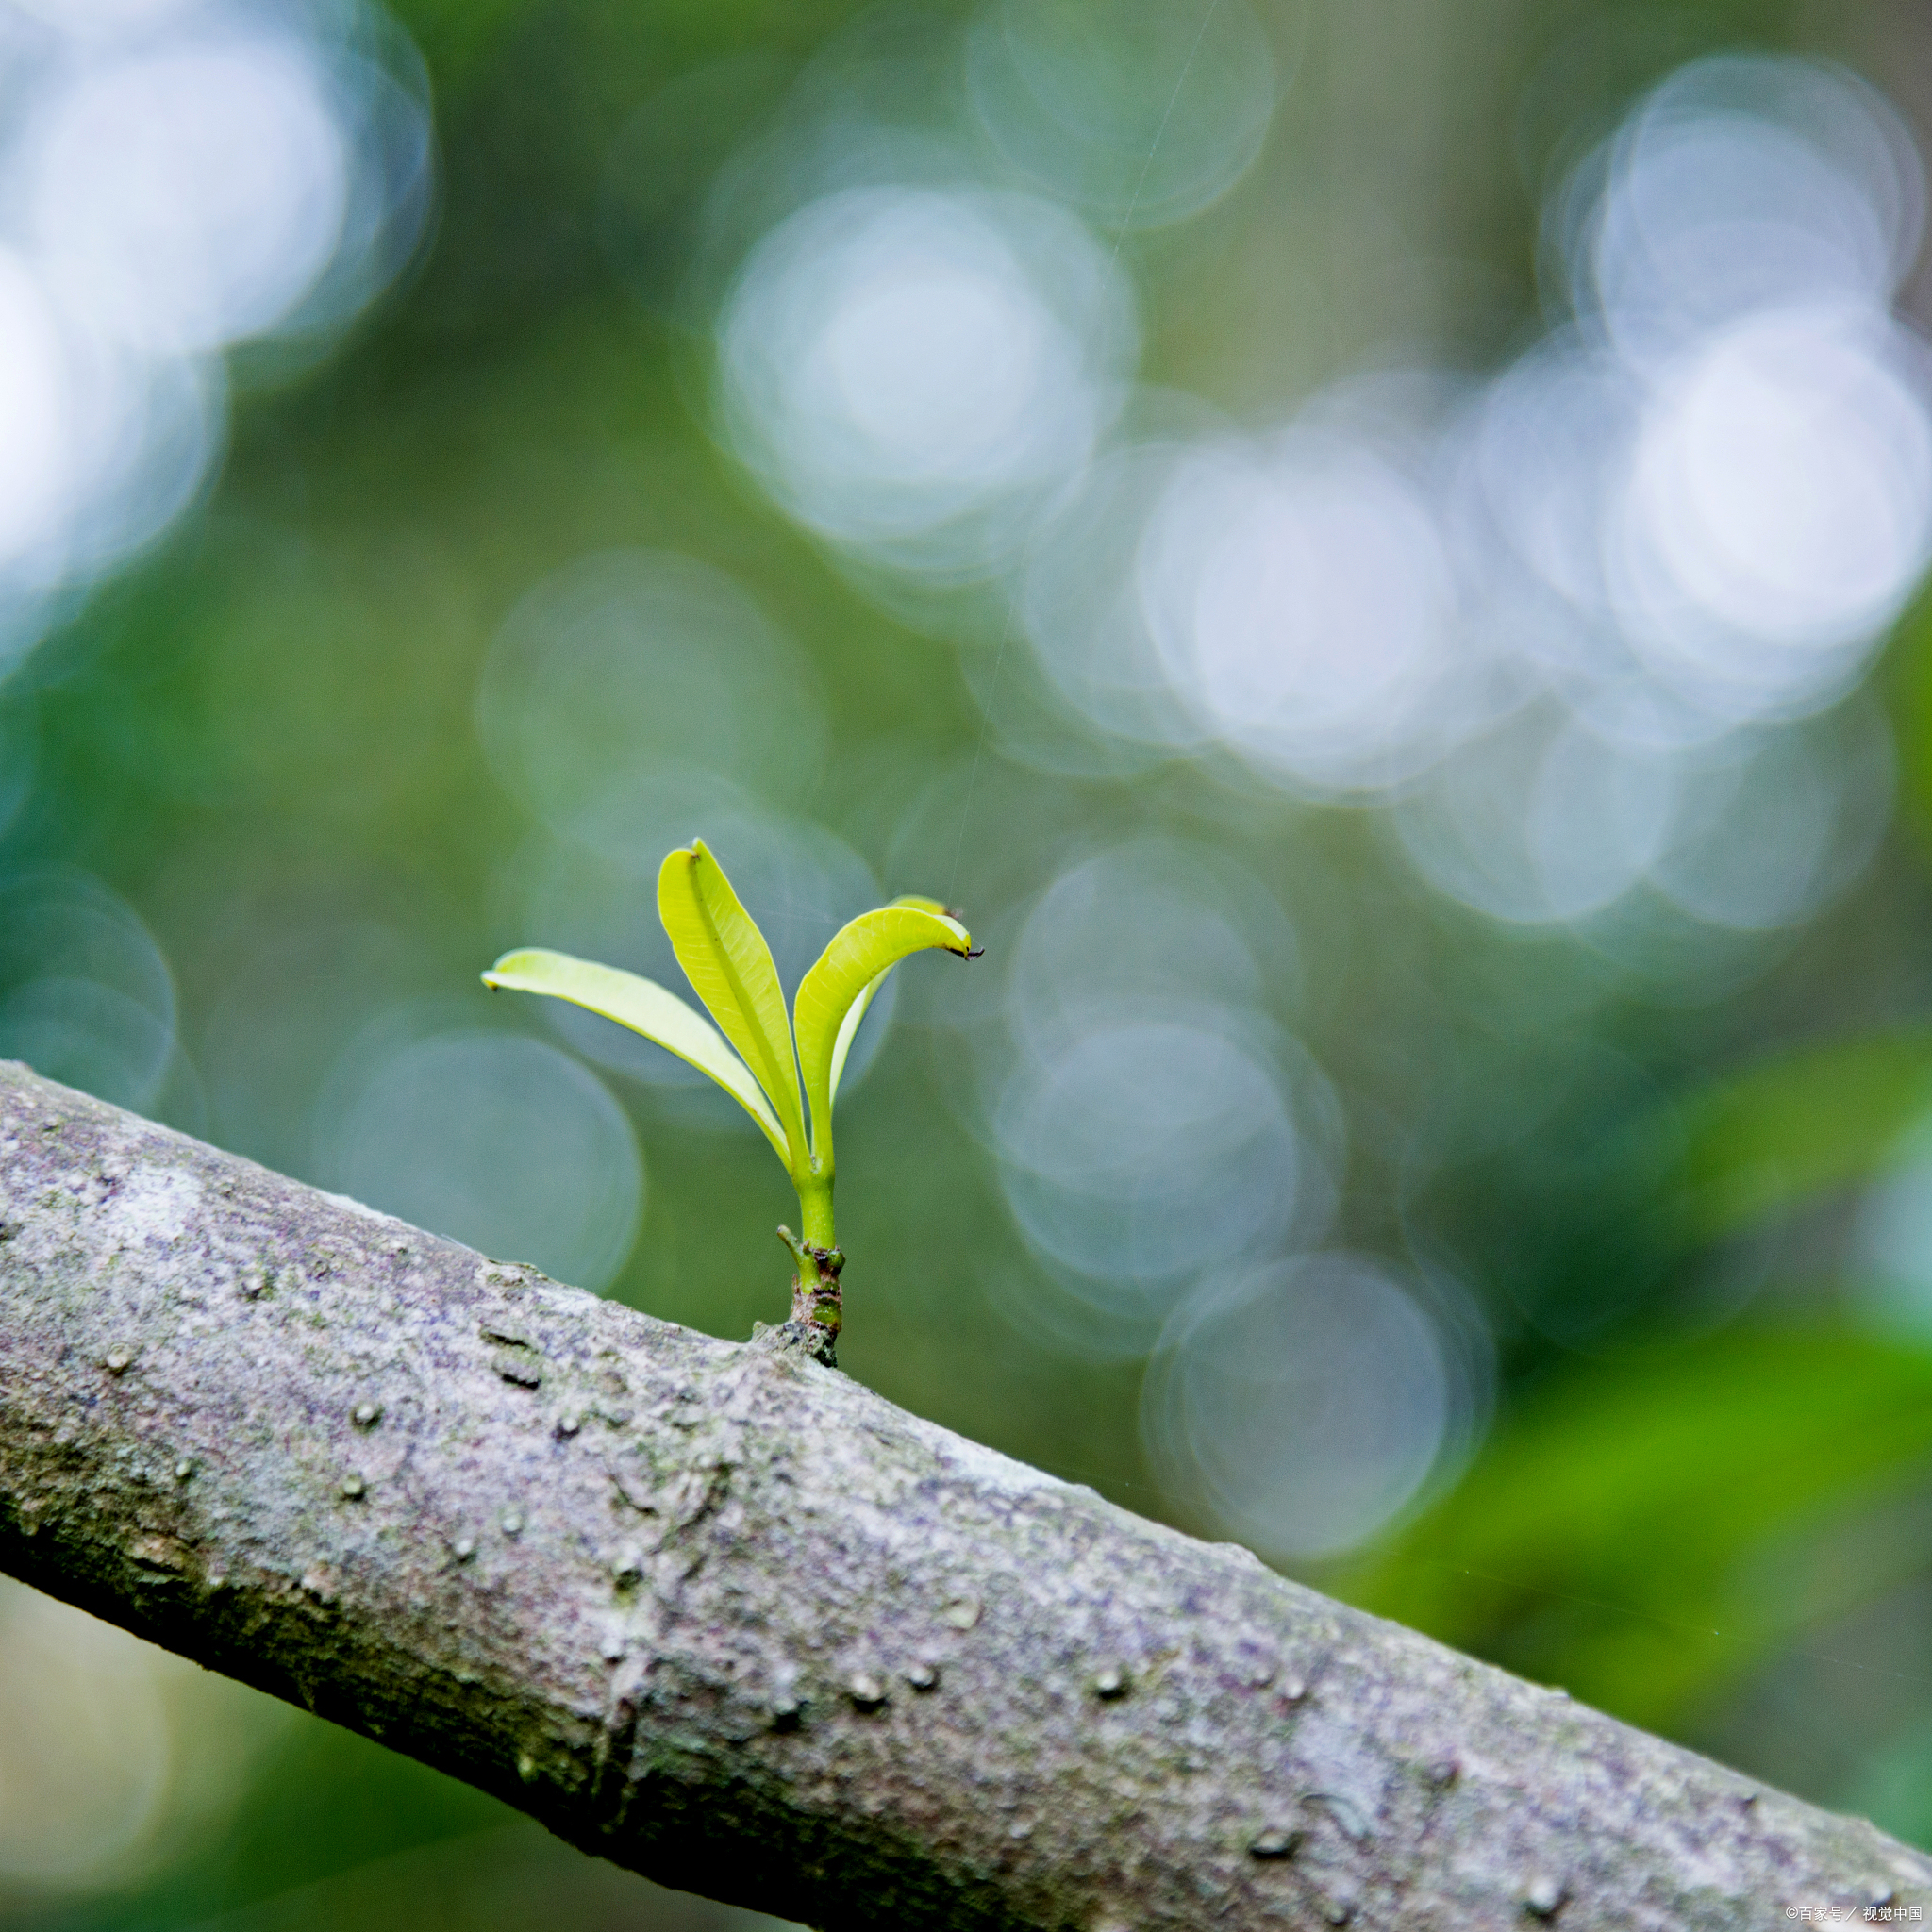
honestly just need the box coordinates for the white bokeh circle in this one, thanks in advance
[993,1013,1304,1288]
[717,184,1135,577]
[1607,305,1932,717]
[1138,425,1484,795]
[1141,1256,1455,1560]
[23,35,353,356]
[965,0,1279,231]
[318,1028,643,1293]
[476,549,826,856]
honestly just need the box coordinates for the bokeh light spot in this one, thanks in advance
[965,0,1280,230]
[717,185,1135,577]
[1141,1257,1456,1560]
[318,1030,643,1293]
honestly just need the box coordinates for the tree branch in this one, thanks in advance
[0,1062,1918,1930]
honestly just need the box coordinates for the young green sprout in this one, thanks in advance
[482,838,975,1360]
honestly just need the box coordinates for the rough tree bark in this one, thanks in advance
[0,1061,1918,1930]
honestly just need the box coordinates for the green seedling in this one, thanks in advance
[483,838,975,1358]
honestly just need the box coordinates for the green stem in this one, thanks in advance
[776,1169,842,1362]
[797,1171,836,1266]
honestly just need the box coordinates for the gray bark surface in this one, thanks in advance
[0,1061,1918,1930]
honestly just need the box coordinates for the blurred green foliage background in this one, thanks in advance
[8,0,1932,1925]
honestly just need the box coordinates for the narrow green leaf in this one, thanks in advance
[482,948,791,1164]
[1660,1028,1932,1243]
[658,841,808,1170]
[794,895,972,1164]
[1347,1326,1932,1731]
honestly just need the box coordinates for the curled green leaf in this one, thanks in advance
[794,897,973,1167]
